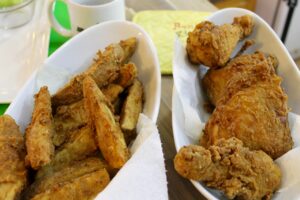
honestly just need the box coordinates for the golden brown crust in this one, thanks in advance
[120,79,143,144]
[186,15,253,67]
[25,86,55,169]
[174,138,281,200]
[83,76,129,169]
[0,115,27,200]
[51,38,137,108]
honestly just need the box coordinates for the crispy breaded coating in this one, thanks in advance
[25,157,109,199]
[174,138,281,200]
[116,62,138,88]
[120,79,143,143]
[51,37,137,107]
[102,84,124,104]
[31,169,110,200]
[25,86,55,169]
[0,115,27,200]
[83,76,129,169]
[186,15,253,67]
[202,52,277,106]
[202,81,292,159]
[36,125,98,180]
[53,100,88,146]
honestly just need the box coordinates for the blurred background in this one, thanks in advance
[210,0,300,67]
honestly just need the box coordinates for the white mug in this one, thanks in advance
[48,0,125,37]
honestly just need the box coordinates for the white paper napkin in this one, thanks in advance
[172,36,300,200]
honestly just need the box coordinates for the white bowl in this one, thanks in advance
[5,20,161,133]
[172,8,300,200]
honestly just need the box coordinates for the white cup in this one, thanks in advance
[48,0,125,37]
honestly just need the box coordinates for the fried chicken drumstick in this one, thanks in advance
[186,15,253,67]
[174,138,281,200]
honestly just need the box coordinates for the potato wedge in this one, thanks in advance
[83,76,129,169]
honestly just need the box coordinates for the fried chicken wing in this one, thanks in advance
[25,86,55,169]
[51,37,137,107]
[202,81,292,159]
[174,138,281,200]
[36,125,98,179]
[202,52,277,106]
[186,15,253,67]
[120,79,143,144]
[0,115,27,200]
[83,76,129,169]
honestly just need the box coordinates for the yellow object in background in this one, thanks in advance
[0,0,23,7]
[133,10,211,74]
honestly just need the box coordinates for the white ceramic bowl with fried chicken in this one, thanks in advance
[172,8,300,200]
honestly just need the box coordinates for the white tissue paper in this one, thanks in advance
[172,36,300,200]
[96,114,168,200]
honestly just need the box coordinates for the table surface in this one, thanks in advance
[125,0,217,199]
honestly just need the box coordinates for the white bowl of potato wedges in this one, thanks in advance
[2,21,161,199]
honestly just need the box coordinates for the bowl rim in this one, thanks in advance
[0,0,34,13]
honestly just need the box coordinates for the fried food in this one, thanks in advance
[202,52,277,106]
[53,100,88,146]
[202,80,292,159]
[51,37,137,107]
[101,84,124,104]
[116,62,138,88]
[120,79,143,143]
[83,76,129,169]
[0,115,27,200]
[25,86,55,169]
[174,138,281,200]
[36,125,98,179]
[186,15,253,67]
[25,157,109,200]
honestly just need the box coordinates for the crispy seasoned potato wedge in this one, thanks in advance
[120,79,143,143]
[51,38,137,107]
[0,115,27,200]
[25,86,55,169]
[25,157,108,199]
[116,62,137,88]
[53,100,88,146]
[36,125,98,180]
[83,76,129,169]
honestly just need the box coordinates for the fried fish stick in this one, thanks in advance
[31,169,110,200]
[36,125,98,179]
[25,86,54,169]
[25,157,108,199]
[120,79,143,143]
[0,115,27,200]
[83,76,129,169]
[53,100,88,146]
[52,37,137,107]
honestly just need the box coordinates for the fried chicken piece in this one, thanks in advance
[36,125,98,179]
[120,79,143,144]
[186,15,253,67]
[51,37,137,107]
[0,115,27,200]
[174,138,281,200]
[202,80,292,159]
[25,86,55,169]
[202,52,277,106]
[83,76,129,169]
[25,157,109,200]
